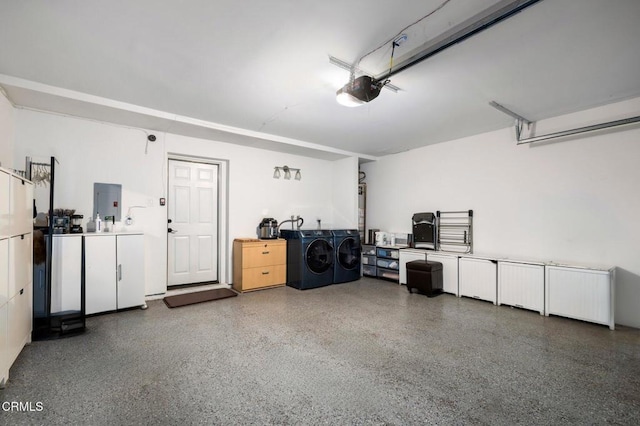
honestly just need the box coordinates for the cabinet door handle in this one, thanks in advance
[118,264,122,281]
[20,288,24,295]
[262,271,270,275]
[262,251,269,254]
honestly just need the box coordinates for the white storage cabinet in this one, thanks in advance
[85,233,145,315]
[0,170,9,238]
[545,265,615,330]
[1,169,33,388]
[497,261,544,315]
[426,252,460,296]
[116,234,145,309]
[458,257,497,304]
[51,235,82,313]
[8,234,32,365]
[399,248,427,285]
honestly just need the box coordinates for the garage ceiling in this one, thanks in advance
[1,0,639,161]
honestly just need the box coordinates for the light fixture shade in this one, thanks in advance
[336,91,365,107]
[274,165,301,180]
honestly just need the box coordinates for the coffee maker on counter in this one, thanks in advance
[52,209,69,234]
[70,214,84,233]
[52,216,69,234]
[52,209,80,234]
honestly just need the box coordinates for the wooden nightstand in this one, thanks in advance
[232,239,286,292]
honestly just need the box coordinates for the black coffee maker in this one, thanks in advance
[70,214,84,233]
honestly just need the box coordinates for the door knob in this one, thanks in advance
[168,228,177,233]
[168,219,172,224]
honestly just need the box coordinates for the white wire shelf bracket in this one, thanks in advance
[489,101,640,145]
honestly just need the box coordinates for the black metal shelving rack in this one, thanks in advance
[31,156,85,340]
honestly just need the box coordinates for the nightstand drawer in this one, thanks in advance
[242,265,286,290]
[242,242,286,268]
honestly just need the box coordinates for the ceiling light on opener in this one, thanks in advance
[336,75,384,107]
[329,55,401,93]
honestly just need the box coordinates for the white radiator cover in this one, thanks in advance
[427,253,460,296]
[458,257,497,304]
[545,265,615,330]
[498,261,544,314]
[399,249,426,285]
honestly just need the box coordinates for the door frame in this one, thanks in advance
[167,153,229,286]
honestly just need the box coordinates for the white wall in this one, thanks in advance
[164,132,354,241]
[330,156,359,230]
[362,97,640,328]
[0,91,14,169]
[14,109,358,296]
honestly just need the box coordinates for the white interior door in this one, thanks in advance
[168,159,219,286]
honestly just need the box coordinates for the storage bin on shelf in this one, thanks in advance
[377,267,400,281]
[376,258,398,269]
[375,246,400,282]
[376,247,399,259]
[361,243,377,277]
[362,244,376,256]
[362,256,374,266]
[362,264,376,277]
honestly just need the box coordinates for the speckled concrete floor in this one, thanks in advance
[2,278,639,425]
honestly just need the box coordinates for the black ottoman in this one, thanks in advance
[406,260,443,297]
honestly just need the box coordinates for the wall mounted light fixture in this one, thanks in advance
[273,165,301,180]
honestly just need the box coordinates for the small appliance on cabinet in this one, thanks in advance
[70,214,84,233]
[257,218,278,239]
